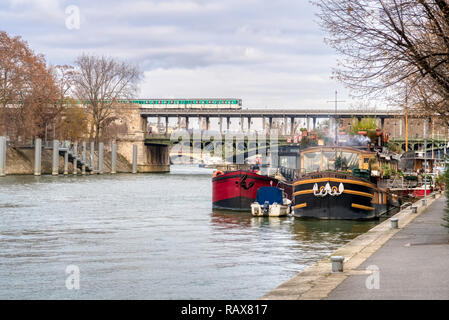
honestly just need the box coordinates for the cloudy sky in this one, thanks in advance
[0,0,377,109]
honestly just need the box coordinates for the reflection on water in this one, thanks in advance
[0,165,377,299]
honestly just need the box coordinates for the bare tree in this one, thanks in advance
[313,0,449,118]
[73,54,142,144]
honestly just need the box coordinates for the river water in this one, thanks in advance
[0,165,378,299]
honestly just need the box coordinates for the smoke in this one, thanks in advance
[338,134,371,146]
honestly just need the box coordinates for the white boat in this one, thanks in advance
[251,187,291,217]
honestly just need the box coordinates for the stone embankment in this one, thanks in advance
[4,146,131,175]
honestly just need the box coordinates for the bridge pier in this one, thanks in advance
[116,107,170,172]
[165,116,169,134]
[290,117,294,135]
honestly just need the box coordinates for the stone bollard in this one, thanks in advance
[64,151,69,175]
[98,142,104,174]
[0,136,6,177]
[111,143,117,174]
[34,138,42,176]
[52,140,59,176]
[73,142,78,175]
[411,206,418,214]
[132,145,138,174]
[421,199,427,206]
[90,141,95,174]
[81,141,86,175]
[391,218,399,229]
[331,256,344,273]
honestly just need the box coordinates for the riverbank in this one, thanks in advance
[3,146,131,175]
[261,192,446,300]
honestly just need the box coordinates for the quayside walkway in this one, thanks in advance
[327,196,449,300]
[261,194,449,300]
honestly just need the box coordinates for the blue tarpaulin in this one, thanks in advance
[256,187,283,205]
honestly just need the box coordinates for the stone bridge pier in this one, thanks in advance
[116,107,170,173]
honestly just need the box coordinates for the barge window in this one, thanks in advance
[323,152,336,170]
[342,152,360,170]
[304,152,321,173]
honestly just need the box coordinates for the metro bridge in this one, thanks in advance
[139,108,402,133]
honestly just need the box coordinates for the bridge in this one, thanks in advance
[117,105,447,173]
[139,108,401,117]
[146,132,292,163]
[139,108,402,133]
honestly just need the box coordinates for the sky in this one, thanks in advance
[0,0,385,109]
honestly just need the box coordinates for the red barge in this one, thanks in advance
[212,170,277,211]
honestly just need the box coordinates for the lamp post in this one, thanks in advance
[327,90,345,147]
[424,119,427,204]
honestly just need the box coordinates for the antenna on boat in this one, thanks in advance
[327,90,345,147]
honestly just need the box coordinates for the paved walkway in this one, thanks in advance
[326,196,449,300]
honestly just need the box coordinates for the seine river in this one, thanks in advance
[0,165,378,299]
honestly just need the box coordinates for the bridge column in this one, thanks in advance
[306,116,310,131]
[185,117,189,130]
[313,117,317,130]
[227,117,230,131]
[165,116,169,135]
[290,117,295,135]
[219,116,223,134]
[381,117,385,131]
[262,116,265,132]
[269,117,273,132]
[206,117,210,131]
[283,117,287,135]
